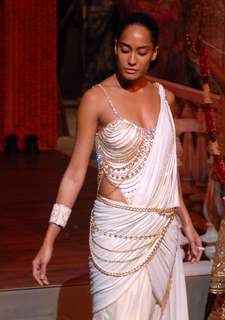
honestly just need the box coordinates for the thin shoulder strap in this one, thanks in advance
[97,84,120,117]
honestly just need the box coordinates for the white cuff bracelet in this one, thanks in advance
[49,203,72,228]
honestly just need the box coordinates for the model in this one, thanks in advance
[33,12,203,319]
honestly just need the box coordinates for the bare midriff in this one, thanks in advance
[97,174,129,204]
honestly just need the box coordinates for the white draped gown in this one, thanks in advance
[89,83,189,319]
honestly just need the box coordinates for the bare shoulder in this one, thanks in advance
[164,88,179,118]
[149,80,175,107]
[78,85,106,119]
[79,75,116,116]
[165,88,175,107]
[80,86,102,108]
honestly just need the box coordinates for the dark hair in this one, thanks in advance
[116,12,159,49]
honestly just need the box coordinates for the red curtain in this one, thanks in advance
[0,0,57,150]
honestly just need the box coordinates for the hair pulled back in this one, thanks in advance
[116,12,159,49]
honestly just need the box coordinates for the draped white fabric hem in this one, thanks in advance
[91,212,189,320]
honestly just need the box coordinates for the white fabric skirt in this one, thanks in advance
[90,198,189,320]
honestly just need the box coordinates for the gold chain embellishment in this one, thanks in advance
[95,127,154,192]
[91,235,154,253]
[90,216,174,277]
[97,195,176,217]
[90,244,153,264]
[91,218,162,240]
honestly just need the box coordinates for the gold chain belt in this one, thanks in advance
[90,216,175,277]
[96,195,177,217]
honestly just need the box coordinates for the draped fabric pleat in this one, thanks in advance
[0,0,57,150]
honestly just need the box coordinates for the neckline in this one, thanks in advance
[96,117,156,135]
[96,82,162,135]
[118,117,156,131]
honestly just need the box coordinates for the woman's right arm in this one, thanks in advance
[32,88,101,285]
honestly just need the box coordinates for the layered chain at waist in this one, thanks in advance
[96,195,177,217]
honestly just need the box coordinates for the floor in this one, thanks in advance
[0,150,96,289]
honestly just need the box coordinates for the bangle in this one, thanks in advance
[49,203,72,228]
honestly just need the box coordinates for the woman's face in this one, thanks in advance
[116,24,158,81]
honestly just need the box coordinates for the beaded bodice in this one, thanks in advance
[95,84,158,204]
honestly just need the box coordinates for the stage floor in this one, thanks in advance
[0,151,97,290]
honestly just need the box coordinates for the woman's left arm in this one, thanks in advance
[177,174,203,263]
[165,88,203,263]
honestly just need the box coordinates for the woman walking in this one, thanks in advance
[33,12,202,319]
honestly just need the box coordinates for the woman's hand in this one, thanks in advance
[177,173,204,263]
[182,223,203,263]
[32,243,53,286]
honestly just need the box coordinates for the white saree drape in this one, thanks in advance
[89,85,189,319]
